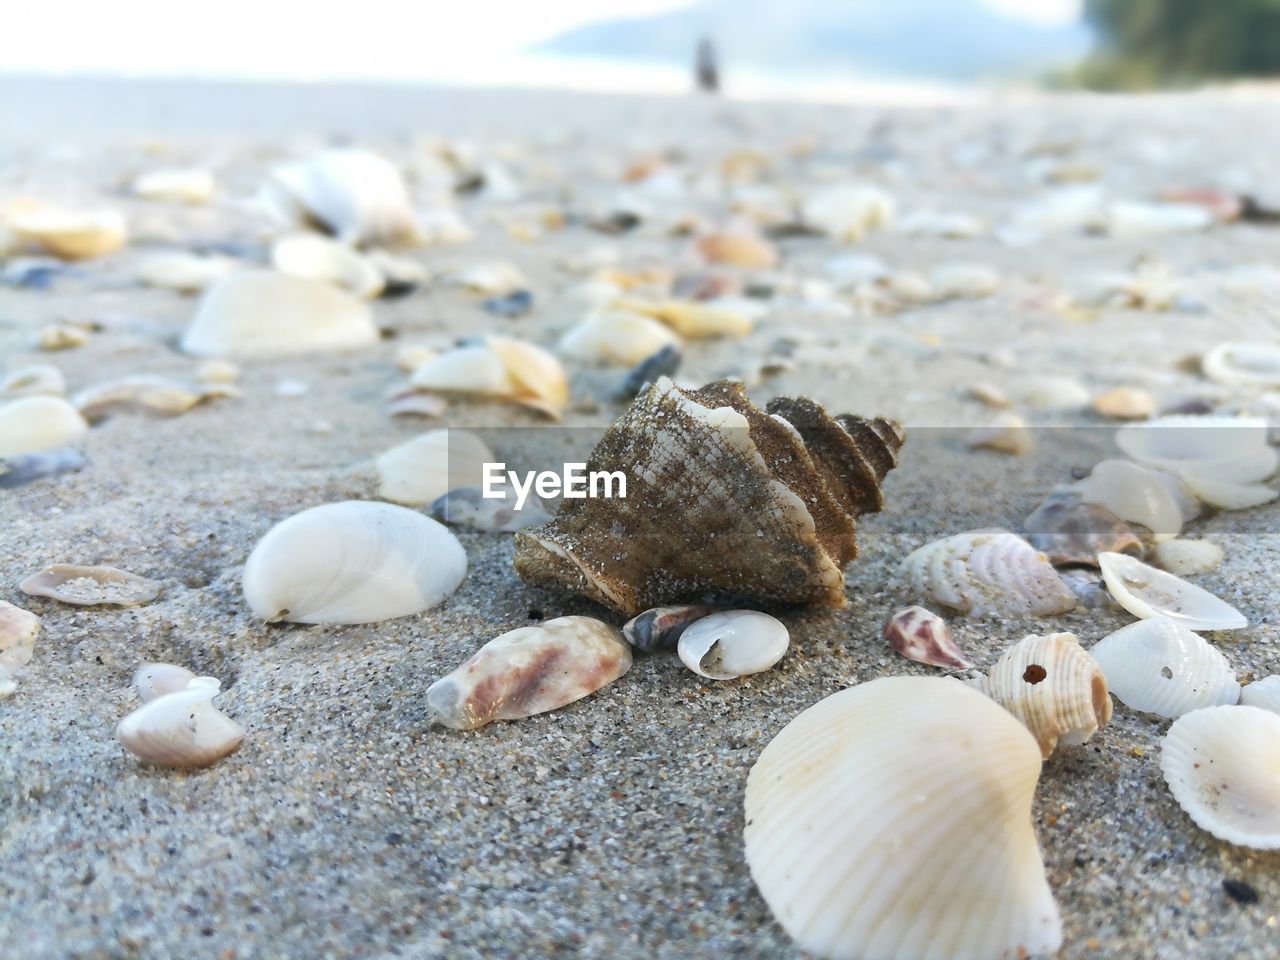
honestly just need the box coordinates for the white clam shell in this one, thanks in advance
[744,676,1062,960]
[242,501,466,624]
[1202,341,1280,388]
[133,168,216,204]
[1098,552,1247,631]
[20,564,161,607]
[1089,617,1240,718]
[0,396,88,457]
[676,610,788,680]
[1240,676,1280,715]
[558,310,679,367]
[270,233,384,299]
[800,184,895,240]
[1150,538,1224,577]
[181,270,379,358]
[116,676,244,769]
[1160,705,1280,848]
[1,363,66,398]
[899,529,1077,617]
[375,428,493,507]
[1115,416,1277,484]
[137,251,238,292]
[410,337,568,418]
[11,208,127,259]
[1076,459,1187,540]
[134,662,198,703]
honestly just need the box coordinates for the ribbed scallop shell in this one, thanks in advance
[1088,617,1240,718]
[899,530,1077,617]
[1160,705,1280,849]
[1098,552,1247,631]
[514,377,902,615]
[743,676,1062,960]
[974,632,1112,758]
[1240,675,1280,715]
[242,501,466,624]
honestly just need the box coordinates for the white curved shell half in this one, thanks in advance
[1097,552,1247,631]
[1240,675,1280,715]
[1076,459,1187,540]
[0,396,88,458]
[375,429,494,506]
[676,610,789,680]
[1115,416,1277,484]
[116,676,244,769]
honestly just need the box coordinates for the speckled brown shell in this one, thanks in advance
[513,377,902,615]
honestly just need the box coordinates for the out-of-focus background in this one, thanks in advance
[4,0,1280,98]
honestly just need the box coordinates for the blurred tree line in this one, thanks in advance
[1078,0,1280,89]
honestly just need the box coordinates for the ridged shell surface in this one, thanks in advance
[744,676,1062,960]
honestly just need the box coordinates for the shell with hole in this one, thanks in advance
[972,632,1112,758]
[1024,492,1145,566]
[263,148,420,247]
[1098,552,1246,631]
[899,529,1077,618]
[426,616,631,730]
[0,600,41,698]
[270,233,384,299]
[1161,705,1280,849]
[375,428,493,506]
[882,605,972,669]
[514,378,902,615]
[242,501,466,624]
[20,564,161,607]
[676,610,788,680]
[1088,616,1240,718]
[743,676,1062,960]
[10,208,127,259]
[181,270,379,358]
[0,396,88,457]
[117,676,244,769]
[410,336,568,418]
[558,310,680,367]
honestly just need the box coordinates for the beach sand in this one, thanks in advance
[1,78,1278,958]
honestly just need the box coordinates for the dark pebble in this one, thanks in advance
[1223,879,1259,904]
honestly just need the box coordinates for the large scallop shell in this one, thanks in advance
[1097,552,1247,631]
[514,378,902,615]
[974,632,1112,758]
[1089,617,1240,718]
[743,676,1062,960]
[899,530,1077,617]
[0,396,88,457]
[242,501,466,624]
[181,271,379,358]
[1160,705,1280,849]
[116,676,244,769]
[1240,676,1280,714]
[375,429,493,506]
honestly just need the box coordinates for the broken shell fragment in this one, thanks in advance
[132,167,216,204]
[1,364,65,398]
[11,208,127,260]
[743,676,1062,960]
[270,233,384,299]
[558,310,679,367]
[899,530,1077,617]
[1177,469,1277,511]
[0,396,89,457]
[72,376,231,421]
[974,632,1112,758]
[1160,705,1280,849]
[619,344,681,399]
[20,564,161,607]
[514,378,903,615]
[622,604,714,653]
[410,336,568,418]
[882,605,971,669]
[116,676,244,769]
[1024,493,1145,566]
[1089,617,1240,718]
[676,610,788,680]
[0,601,41,699]
[1115,416,1277,484]
[930,262,1000,299]
[1240,676,1280,715]
[1093,386,1155,420]
[1202,341,1280,388]
[242,501,466,624]
[36,324,91,351]
[967,411,1032,455]
[1151,539,1224,577]
[426,616,631,730]
[1098,552,1247,631]
[613,298,752,339]
[375,428,493,506]
[133,662,197,703]
[181,270,379,358]
[431,485,551,532]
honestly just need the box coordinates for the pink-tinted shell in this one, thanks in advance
[883,605,972,670]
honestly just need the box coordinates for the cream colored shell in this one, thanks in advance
[1097,552,1247,631]
[0,396,88,457]
[116,676,244,769]
[410,337,569,418]
[375,429,494,506]
[558,310,679,366]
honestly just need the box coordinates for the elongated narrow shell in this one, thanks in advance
[73,376,229,421]
[622,605,713,653]
[134,662,197,703]
[1024,493,1144,566]
[270,233,384,299]
[11,208,127,259]
[1115,416,1277,484]
[181,270,379,358]
[899,530,1077,618]
[0,396,88,457]
[1240,676,1280,714]
[116,676,244,769]
[137,251,238,292]
[883,605,971,669]
[1098,552,1246,631]
[1077,459,1186,541]
[133,168,216,204]
[1161,705,1280,848]
[410,337,568,418]
[242,501,466,624]
[1089,617,1240,718]
[975,632,1111,758]
[677,610,788,680]
[20,564,161,607]
[376,429,494,506]
[744,676,1062,960]
[558,310,679,367]
[515,378,903,615]
[426,616,631,730]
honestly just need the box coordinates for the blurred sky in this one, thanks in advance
[2,0,1082,88]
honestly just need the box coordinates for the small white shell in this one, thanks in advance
[375,428,493,506]
[930,262,1000,299]
[1077,459,1187,540]
[1,364,66,398]
[132,167,216,204]
[899,529,1077,617]
[1089,617,1240,718]
[967,412,1032,455]
[676,610,788,680]
[1115,416,1277,484]
[612,298,752,339]
[1105,201,1212,237]
[744,676,1062,960]
[800,184,895,240]
[1177,467,1277,511]
[11,208,127,259]
[974,631,1112,758]
[20,564,162,607]
[270,233,384,299]
[445,261,527,294]
[137,251,238,292]
[242,501,466,624]
[558,310,679,367]
[181,270,379,358]
[116,676,244,769]
[1005,375,1090,411]
[133,662,197,703]
[1240,676,1280,715]
[410,336,568,418]
[1202,341,1280,388]
[0,396,88,457]
[1151,538,1224,577]
[1161,705,1280,848]
[1098,552,1247,631]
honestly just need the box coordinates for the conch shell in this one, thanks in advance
[513,378,902,615]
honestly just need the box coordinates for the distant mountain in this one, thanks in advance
[536,0,1092,80]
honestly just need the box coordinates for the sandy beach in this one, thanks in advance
[1,77,1278,959]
